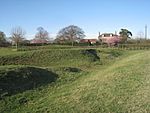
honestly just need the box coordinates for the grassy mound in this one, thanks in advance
[0,49,100,67]
[0,47,137,113]
[0,66,58,97]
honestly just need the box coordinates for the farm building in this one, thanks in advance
[30,39,49,44]
[80,39,98,44]
[98,33,121,45]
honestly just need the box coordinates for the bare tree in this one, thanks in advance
[11,27,26,50]
[137,31,144,39]
[56,25,85,46]
[35,27,49,44]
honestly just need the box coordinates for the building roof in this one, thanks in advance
[80,39,98,43]
[30,39,48,44]
[99,33,119,37]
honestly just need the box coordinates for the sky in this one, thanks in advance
[0,0,150,39]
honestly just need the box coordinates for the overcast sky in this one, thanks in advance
[0,0,150,39]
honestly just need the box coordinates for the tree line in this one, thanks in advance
[0,24,139,49]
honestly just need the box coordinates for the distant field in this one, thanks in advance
[0,45,150,113]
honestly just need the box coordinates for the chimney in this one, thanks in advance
[99,32,101,36]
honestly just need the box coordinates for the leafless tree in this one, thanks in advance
[11,27,26,50]
[56,25,85,46]
[35,27,49,44]
[137,31,144,39]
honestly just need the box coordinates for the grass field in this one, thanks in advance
[0,46,150,113]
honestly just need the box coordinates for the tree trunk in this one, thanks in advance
[16,43,18,50]
[72,41,74,46]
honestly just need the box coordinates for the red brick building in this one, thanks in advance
[80,39,98,44]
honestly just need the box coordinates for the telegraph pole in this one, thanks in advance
[145,25,147,39]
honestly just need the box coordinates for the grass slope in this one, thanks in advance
[0,49,100,67]
[0,66,58,97]
[0,48,150,113]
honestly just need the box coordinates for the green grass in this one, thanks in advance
[0,46,150,113]
[0,66,58,97]
[0,49,101,67]
[17,45,76,51]
[0,48,24,56]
